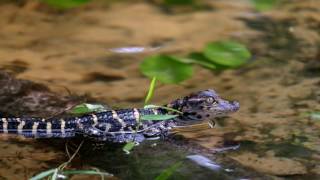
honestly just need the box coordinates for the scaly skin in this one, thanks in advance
[0,89,239,143]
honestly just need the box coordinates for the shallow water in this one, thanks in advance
[0,0,319,179]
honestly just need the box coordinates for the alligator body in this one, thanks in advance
[0,89,239,143]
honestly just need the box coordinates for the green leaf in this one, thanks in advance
[309,112,320,120]
[164,0,194,6]
[183,54,216,70]
[123,141,136,154]
[51,169,59,180]
[140,114,178,121]
[144,77,157,105]
[140,55,193,84]
[63,170,113,176]
[41,0,90,9]
[155,162,182,180]
[30,169,57,180]
[204,41,251,68]
[70,103,107,114]
[251,0,277,11]
[144,104,182,114]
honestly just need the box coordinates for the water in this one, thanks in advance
[0,0,319,179]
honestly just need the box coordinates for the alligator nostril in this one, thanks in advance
[232,101,240,111]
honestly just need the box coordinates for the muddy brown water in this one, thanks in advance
[0,0,319,179]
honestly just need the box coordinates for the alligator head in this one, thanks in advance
[168,89,239,125]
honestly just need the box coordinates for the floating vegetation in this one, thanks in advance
[41,0,90,9]
[140,55,193,84]
[140,40,251,84]
[203,41,251,68]
[250,0,278,11]
[163,0,194,6]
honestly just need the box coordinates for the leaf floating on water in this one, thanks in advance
[164,0,194,6]
[204,41,251,68]
[250,0,278,11]
[42,0,90,9]
[140,114,178,121]
[184,53,218,70]
[155,162,182,180]
[140,55,193,84]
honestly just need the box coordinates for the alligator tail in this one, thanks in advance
[0,117,77,138]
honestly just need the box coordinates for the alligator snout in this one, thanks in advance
[230,101,240,112]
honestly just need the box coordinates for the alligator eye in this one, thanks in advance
[206,97,215,104]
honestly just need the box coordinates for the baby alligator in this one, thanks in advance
[0,89,239,143]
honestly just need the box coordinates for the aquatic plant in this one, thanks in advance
[30,141,113,180]
[155,161,182,180]
[250,0,278,11]
[140,55,193,84]
[140,40,251,84]
[41,0,90,9]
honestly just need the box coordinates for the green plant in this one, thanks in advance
[140,40,251,84]
[70,103,107,115]
[40,0,90,9]
[30,141,113,180]
[204,41,251,67]
[163,0,194,6]
[250,0,278,11]
[155,161,182,180]
[140,55,193,84]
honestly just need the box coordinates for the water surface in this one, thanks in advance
[0,0,319,179]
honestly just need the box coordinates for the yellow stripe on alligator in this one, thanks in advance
[104,123,112,132]
[112,110,126,130]
[17,120,25,134]
[60,119,66,136]
[133,108,140,122]
[91,114,98,126]
[32,122,39,136]
[46,122,52,135]
[2,118,8,134]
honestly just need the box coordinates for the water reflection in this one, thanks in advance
[187,154,221,171]
[108,46,160,54]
